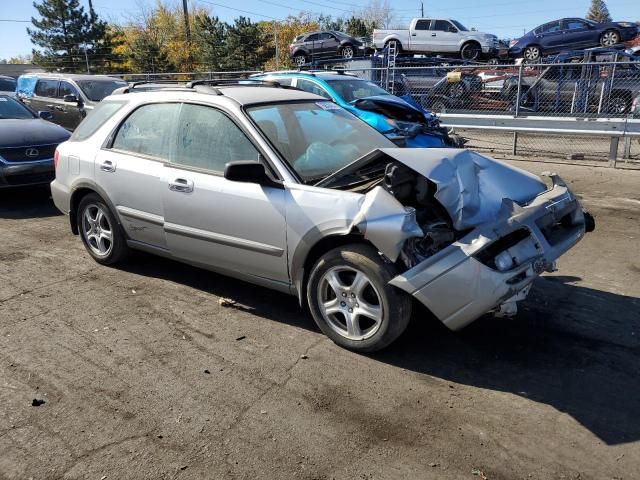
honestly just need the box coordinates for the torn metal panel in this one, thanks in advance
[377,148,548,230]
[350,186,424,262]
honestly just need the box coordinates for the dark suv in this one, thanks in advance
[16,73,127,130]
[289,31,371,66]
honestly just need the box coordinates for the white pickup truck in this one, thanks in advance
[373,18,500,60]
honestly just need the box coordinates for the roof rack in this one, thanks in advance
[112,80,186,95]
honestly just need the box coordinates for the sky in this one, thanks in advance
[1,0,639,59]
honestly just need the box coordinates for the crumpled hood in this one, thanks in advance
[353,94,422,114]
[0,119,70,148]
[352,94,438,126]
[378,148,548,230]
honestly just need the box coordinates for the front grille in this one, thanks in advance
[4,171,55,186]
[0,144,57,163]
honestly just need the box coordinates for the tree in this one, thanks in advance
[317,14,344,32]
[193,14,227,71]
[28,0,115,72]
[345,16,375,38]
[224,17,271,71]
[261,14,319,70]
[586,0,612,23]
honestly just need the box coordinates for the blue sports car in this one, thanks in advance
[251,71,464,148]
[509,18,639,61]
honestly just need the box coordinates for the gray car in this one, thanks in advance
[51,81,593,352]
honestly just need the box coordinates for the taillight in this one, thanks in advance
[54,149,59,169]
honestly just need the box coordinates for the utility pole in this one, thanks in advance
[421,2,424,17]
[182,0,192,68]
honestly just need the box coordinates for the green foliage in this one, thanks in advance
[586,0,612,23]
[28,0,115,72]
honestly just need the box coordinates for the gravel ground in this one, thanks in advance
[1,160,639,480]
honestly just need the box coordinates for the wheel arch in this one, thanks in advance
[384,38,403,51]
[69,183,120,235]
[291,231,375,307]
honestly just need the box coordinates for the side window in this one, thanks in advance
[174,104,259,172]
[296,79,333,100]
[541,21,561,34]
[415,20,430,30]
[58,81,79,98]
[318,32,333,40]
[35,79,59,98]
[432,20,450,32]
[306,34,320,42]
[565,20,587,31]
[112,103,180,160]
[270,77,292,86]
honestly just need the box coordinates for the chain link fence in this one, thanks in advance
[111,59,640,166]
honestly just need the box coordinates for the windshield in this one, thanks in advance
[0,95,35,119]
[451,20,469,32]
[77,79,127,102]
[248,101,395,182]
[0,78,16,92]
[326,79,390,103]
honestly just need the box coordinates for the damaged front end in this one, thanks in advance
[341,149,594,330]
[351,95,462,148]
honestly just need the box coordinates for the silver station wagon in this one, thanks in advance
[51,80,594,352]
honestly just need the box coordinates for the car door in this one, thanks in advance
[305,33,322,61]
[538,21,563,50]
[56,80,84,130]
[430,20,458,53]
[162,103,288,284]
[95,102,180,250]
[560,19,594,49]
[411,19,433,51]
[320,32,340,56]
[29,79,59,121]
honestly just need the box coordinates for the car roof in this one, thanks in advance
[22,73,124,82]
[110,85,326,107]
[259,72,362,82]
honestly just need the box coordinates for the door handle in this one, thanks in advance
[411,33,417,36]
[431,33,436,37]
[46,104,55,109]
[100,159,116,172]
[169,178,194,193]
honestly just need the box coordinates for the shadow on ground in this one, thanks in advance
[121,251,640,446]
[0,186,61,219]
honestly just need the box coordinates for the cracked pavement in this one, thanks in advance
[1,160,639,479]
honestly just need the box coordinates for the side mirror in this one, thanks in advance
[38,111,53,120]
[449,27,458,33]
[63,94,78,103]
[224,161,283,189]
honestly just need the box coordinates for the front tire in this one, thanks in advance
[523,45,541,62]
[340,45,354,59]
[307,244,412,352]
[460,42,481,61]
[77,193,129,265]
[600,30,620,47]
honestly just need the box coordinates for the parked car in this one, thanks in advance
[372,18,500,60]
[502,49,640,114]
[252,71,462,147]
[626,45,640,57]
[0,94,70,188]
[632,92,640,118]
[509,18,639,61]
[51,81,593,351]
[16,73,127,130]
[0,75,16,94]
[289,31,372,66]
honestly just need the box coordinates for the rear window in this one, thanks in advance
[70,100,126,141]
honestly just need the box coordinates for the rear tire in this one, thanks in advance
[608,93,630,114]
[77,193,129,265]
[385,40,402,55]
[600,30,620,47]
[306,244,412,352]
[293,53,307,67]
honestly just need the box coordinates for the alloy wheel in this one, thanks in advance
[294,55,306,67]
[81,204,113,257]
[524,46,540,61]
[601,31,619,47]
[317,266,383,341]
[609,97,628,114]
[342,46,354,59]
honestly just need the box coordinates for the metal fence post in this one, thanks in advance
[514,63,524,118]
[623,136,632,161]
[608,137,619,168]
[512,132,519,155]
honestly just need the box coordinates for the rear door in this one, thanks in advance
[538,21,563,50]
[95,102,180,250]
[162,103,288,284]
[410,19,433,51]
[304,33,322,61]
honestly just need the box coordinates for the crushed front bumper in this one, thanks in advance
[390,175,590,330]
